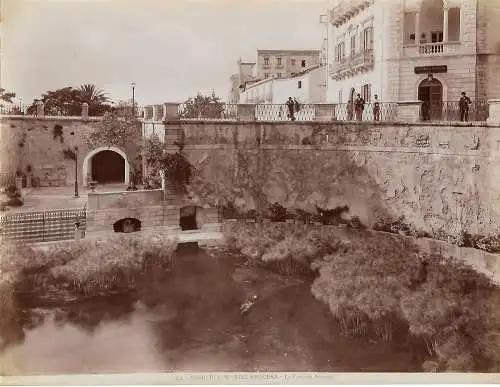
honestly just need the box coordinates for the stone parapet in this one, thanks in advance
[237,104,256,121]
[314,104,336,121]
[397,101,422,122]
[487,99,500,125]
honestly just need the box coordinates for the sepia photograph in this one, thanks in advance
[1,0,500,382]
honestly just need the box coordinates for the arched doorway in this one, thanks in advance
[82,146,131,187]
[418,77,443,120]
[91,150,125,183]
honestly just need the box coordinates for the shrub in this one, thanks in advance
[6,197,23,207]
[0,234,178,300]
[268,202,287,222]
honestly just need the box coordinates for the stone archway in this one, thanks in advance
[83,146,131,187]
[418,76,444,120]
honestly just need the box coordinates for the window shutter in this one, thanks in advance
[370,27,374,50]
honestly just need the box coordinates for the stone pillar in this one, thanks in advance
[443,3,449,43]
[397,101,422,122]
[415,11,420,45]
[81,102,89,119]
[165,103,180,121]
[162,103,168,121]
[237,104,256,121]
[36,100,44,117]
[315,103,336,121]
[160,170,167,201]
[487,99,500,125]
[152,105,158,122]
[15,176,22,191]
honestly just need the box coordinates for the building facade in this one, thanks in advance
[326,0,500,115]
[256,49,322,80]
[228,59,257,103]
[240,65,327,105]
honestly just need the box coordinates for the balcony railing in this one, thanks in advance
[255,104,316,121]
[402,41,461,57]
[420,101,489,122]
[331,102,398,121]
[330,50,374,80]
[330,0,372,26]
[178,103,238,121]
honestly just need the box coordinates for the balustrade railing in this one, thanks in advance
[420,101,489,122]
[178,103,238,120]
[331,102,398,121]
[255,103,316,121]
[0,207,87,243]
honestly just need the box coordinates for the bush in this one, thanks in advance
[0,234,178,300]
[5,197,23,207]
[5,185,19,199]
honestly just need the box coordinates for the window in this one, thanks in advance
[431,31,443,43]
[362,27,374,51]
[301,59,306,67]
[264,73,269,79]
[362,84,371,101]
[291,59,296,65]
[338,89,343,104]
[277,57,282,65]
[264,57,269,65]
[298,81,302,89]
[277,73,282,78]
[350,35,356,57]
[335,42,345,62]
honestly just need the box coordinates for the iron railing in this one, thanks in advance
[0,105,31,116]
[178,103,238,120]
[0,208,87,243]
[255,104,316,121]
[330,102,398,121]
[0,173,16,189]
[420,101,489,122]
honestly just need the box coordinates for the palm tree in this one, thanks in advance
[79,84,111,116]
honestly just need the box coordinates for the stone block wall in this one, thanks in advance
[168,120,500,237]
[0,116,142,187]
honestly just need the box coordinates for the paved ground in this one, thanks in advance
[7,184,136,213]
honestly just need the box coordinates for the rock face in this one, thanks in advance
[174,120,500,238]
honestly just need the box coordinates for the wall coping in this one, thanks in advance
[0,115,102,122]
[164,120,500,128]
[88,188,163,196]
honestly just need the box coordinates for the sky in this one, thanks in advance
[1,0,327,105]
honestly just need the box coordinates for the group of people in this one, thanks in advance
[345,93,381,121]
[421,91,472,122]
[285,96,301,121]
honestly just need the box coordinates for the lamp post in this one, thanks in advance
[131,82,136,117]
[74,145,79,198]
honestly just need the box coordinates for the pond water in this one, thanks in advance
[1,244,424,375]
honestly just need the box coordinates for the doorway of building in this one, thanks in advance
[418,77,443,120]
[180,206,198,231]
[91,150,126,183]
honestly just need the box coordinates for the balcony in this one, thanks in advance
[329,0,372,27]
[275,63,284,69]
[330,50,374,80]
[402,41,461,57]
[262,64,271,69]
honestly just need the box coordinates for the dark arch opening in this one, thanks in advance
[180,206,199,231]
[91,150,125,184]
[418,77,443,120]
[113,218,141,233]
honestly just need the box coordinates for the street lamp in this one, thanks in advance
[131,82,136,116]
[74,145,79,198]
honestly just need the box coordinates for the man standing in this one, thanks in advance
[373,94,381,121]
[459,92,472,122]
[286,97,296,121]
[354,93,365,121]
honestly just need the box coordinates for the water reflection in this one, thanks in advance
[1,244,423,375]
